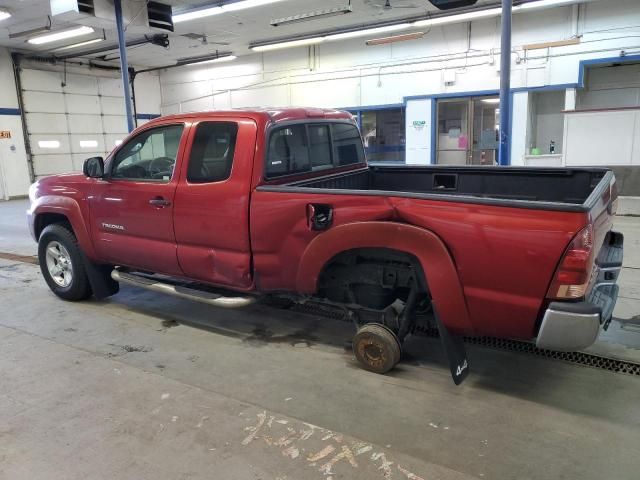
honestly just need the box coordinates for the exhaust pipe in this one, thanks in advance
[111,270,256,309]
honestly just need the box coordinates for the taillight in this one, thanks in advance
[547,225,594,299]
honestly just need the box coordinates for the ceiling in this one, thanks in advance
[0,0,498,68]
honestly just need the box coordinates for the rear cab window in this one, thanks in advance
[266,122,364,178]
[187,121,238,183]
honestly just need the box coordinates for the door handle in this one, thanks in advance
[149,197,171,208]
[306,203,333,231]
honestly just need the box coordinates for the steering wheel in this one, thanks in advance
[148,156,174,178]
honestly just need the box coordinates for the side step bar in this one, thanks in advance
[111,270,256,309]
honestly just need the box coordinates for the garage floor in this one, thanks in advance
[1,199,640,480]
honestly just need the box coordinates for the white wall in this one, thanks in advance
[158,0,640,166]
[405,99,432,165]
[0,48,31,200]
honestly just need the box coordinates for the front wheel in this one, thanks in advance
[38,224,92,301]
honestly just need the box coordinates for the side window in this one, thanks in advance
[266,125,309,177]
[111,124,184,182]
[332,123,365,166]
[308,125,332,169]
[187,122,238,183]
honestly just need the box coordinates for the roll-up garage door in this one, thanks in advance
[20,67,130,179]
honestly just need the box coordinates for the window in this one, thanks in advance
[112,125,184,182]
[359,108,405,162]
[266,125,309,177]
[308,125,332,169]
[265,122,364,178]
[187,122,238,183]
[332,123,364,166]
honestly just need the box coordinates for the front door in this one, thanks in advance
[436,96,500,165]
[90,123,187,275]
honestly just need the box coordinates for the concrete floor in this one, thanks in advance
[1,199,640,480]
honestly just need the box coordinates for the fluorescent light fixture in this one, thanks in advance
[0,10,10,22]
[482,98,500,104]
[326,23,411,41]
[414,7,502,27]
[222,0,286,12]
[366,32,425,46]
[79,140,98,148]
[173,0,286,23]
[10,26,51,39]
[28,26,94,45]
[115,139,123,146]
[515,0,576,10]
[187,55,237,65]
[54,38,104,51]
[38,140,61,149]
[251,37,325,52]
[271,5,352,27]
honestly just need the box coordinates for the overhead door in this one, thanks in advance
[20,66,129,178]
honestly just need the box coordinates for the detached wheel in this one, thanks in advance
[353,323,401,374]
[38,224,92,301]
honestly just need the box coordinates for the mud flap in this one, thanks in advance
[80,252,119,300]
[434,307,469,385]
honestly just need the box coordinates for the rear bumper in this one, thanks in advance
[536,231,623,351]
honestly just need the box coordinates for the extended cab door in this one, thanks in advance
[89,123,188,275]
[172,118,257,289]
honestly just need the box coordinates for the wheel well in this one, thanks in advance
[35,213,72,240]
[317,248,428,309]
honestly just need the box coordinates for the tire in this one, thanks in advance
[38,224,92,301]
[352,323,402,374]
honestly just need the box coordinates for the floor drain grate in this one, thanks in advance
[419,327,640,376]
[285,301,640,376]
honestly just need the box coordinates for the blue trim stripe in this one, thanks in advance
[136,113,161,120]
[0,107,21,116]
[430,98,437,165]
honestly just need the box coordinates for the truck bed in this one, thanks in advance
[268,165,613,212]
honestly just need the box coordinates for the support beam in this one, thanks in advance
[114,0,135,133]
[498,0,512,166]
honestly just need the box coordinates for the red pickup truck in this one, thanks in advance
[27,108,624,383]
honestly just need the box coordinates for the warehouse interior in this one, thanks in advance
[1,1,640,479]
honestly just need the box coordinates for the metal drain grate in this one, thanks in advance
[285,300,640,376]
[462,335,640,376]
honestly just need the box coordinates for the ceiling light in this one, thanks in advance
[10,26,51,39]
[326,23,411,41]
[222,0,287,12]
[515,0,577,10]
[414,7,502,27]
[79,140,98,148]
[251,37,325,52]
[54,38,105,51]
[173,5,222,23]
[0,10,10,22]
[173,0,286,23]
[271,5,352,27]
[28,26,94,45]
[366,32,425,46]
[482,98,500,104]
[184,55,238,66]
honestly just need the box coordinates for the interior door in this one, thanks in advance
[173,118,257,289]
[90,123,187,275]
[436,100,470,165]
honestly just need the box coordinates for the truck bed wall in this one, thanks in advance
[293,166,607,206]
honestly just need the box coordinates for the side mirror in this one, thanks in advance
[83,156,104,178]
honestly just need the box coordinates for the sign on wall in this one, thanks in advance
[0,131,11,139]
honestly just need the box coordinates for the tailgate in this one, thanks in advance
[588,171,621,324]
